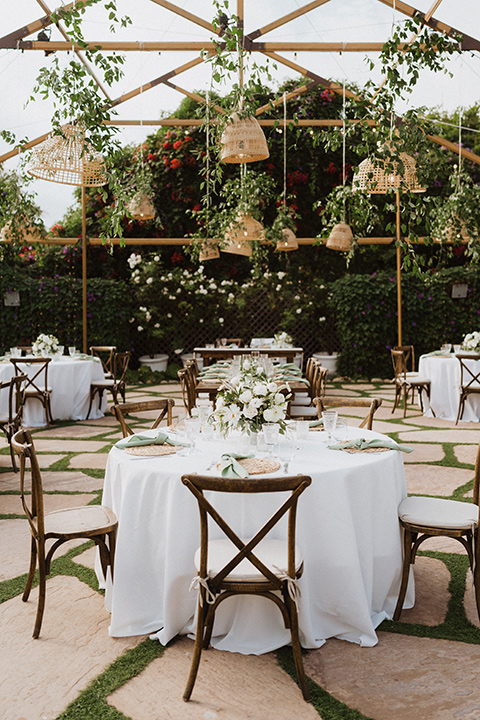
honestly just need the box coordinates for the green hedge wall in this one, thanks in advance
[0,274,132,353]
[332,267,480,378]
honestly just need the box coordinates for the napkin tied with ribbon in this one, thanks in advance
[328,437,413,453]
[115,431,188,449]
[309,419,323,428]
[219,452,254,478]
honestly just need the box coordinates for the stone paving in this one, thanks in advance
[1,378,480,720]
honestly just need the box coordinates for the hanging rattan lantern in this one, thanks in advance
[276,227,298,251]
[222,213,265,256]
[199,240,220,261]
[27,124,107,187]
[127,192,156,220]
[326,222,354,251]
[353,146,425,194]
[220,113,269,164]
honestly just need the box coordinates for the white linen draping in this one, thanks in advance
[0,356,107,426]
[97,426,413,654]
[419,354,480,422]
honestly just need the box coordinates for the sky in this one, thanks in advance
[1,0,480,229]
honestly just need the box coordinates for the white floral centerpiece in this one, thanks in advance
[462,332,480,353]
[273,331,293,348]
[32,333,60,357]
[212,360,290,437]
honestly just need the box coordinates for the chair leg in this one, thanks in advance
[86,387,97,420]
[456,393,465,425]
[33,547,47,639]
[474,532,480,622]
[289,599,311,702]
[22,536,37,602]
[183,599,208,702]
[393,528,413,621]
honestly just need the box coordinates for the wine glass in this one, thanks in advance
[262,423,280,457]
[69,346,77,357]
[322,410,338,443]
[278,431,298,473]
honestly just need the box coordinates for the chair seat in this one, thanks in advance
[194,538,303,582]
[398,496,478,530]
[25,387,53,395]
[92,379,116,388]
[43,504,117,536]
[290,393,310,405]
[289,405,318,417]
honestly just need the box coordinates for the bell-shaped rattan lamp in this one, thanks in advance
[222,213,265,256]
[220,113,269,164]
[0,221,44,244]
[199,240,220,261]
[353,146,425,195]
[28,124,107,186]
[276,227,298,251]
[128,192,156,220]
[326,221,354,251]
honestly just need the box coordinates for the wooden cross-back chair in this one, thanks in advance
[289,364,328,420]
[314,396,383,431]
[390,349,433,417]
[11,428,118,638]
[86,351,130,419]
[0,373,27,472]
[394,436,480,623]
[110,398,175,437]
[455,353,480,424]
[9,357,54,427]
[181,472,312,703]
[215,338,243,347]
[90,345,116,378]
[178,366,196,416]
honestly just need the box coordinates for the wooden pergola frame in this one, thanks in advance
[1,0,479,350]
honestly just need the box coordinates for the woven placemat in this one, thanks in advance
[217,457,281,475]
[343,446,390,454]
[309,426,324,432]
[125,445,177,457]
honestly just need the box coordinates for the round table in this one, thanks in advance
[97,426,412,653]
[0,356,107,426]
[418,353,480,422]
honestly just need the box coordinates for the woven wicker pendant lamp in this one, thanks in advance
[222,213,265,257]
[199,240,220,261]
[0,221,43,244]
[220,112,269,164]
[127,192,156,220]
[277,226,298,251]
[27,123,107,353]
[326,222,354,251]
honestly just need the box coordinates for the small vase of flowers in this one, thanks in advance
[32,333,60,357]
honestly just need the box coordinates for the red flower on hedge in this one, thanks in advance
[163,142,171,149]
[173,140,183,150]
[170,158,181,169]
[147,153,156,162]
[184,135,192,143]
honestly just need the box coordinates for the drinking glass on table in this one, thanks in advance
[334,418,348,443]
[262,423,280,457]
[185,417,201,454]
[295,420,310,440]
[322,410,338,443]
[278,430,298,473]
[68,346,77,357]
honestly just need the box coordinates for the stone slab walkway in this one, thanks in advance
[1,378,480,720]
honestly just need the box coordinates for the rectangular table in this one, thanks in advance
[193,347,304,368]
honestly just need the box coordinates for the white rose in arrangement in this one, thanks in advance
[267,381,278,393]
[253,382,268,396]
[239,389,253,404]
[462,332,480,351]
[274,393,285,405]
[263,406,284,423]
[32,333,60,357]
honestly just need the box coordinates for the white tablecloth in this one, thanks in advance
[0,356,107,426]
[98,427,412,653]
[419,354,480,422]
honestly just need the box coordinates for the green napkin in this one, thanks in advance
[282,363,301,370]
[219,452,254,478]
[328,437,414,453]
[116,431,189,449]
[309,419,323,428]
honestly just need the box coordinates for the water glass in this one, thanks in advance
[69,346,77,357]
[334,418,348,443]
[322,411,338,442]
[295,420,310,440]
[185,417,201,453]
[262,423,280,456]
[277,430,298,473]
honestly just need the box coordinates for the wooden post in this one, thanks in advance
[396,189,402,347]
[82,187,87,354]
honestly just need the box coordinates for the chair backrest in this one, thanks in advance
[9,358,51,395]
[186,358,199,384]
[112,352,130,384]
[11,428,45,542]
[110,398,175,437]
[178,367,196,415]
[90,346,116,376]
[4,373,27,427]
[391,349,407,381]
[311,364,328,399]
[456,354,480,391]
[394,345,415,372]
[182,473,311,590]
[216,338,243,347]
[315,395,382,430]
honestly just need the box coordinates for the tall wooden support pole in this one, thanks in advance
[396,189,402,347]
[82,187,87,354]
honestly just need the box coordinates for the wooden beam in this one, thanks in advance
[0,132,50,164]
[10,40,218,51]
[426,133,480,165]
[246,0,333,42]
[100,118,377,127]
[149,0,217,34]
[35,0,111,102]
[376,0,480,51]
[0,1,78,48]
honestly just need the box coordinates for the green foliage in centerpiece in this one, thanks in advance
[212,359,290,437]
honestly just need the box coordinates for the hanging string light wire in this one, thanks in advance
[276,92,298,251]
